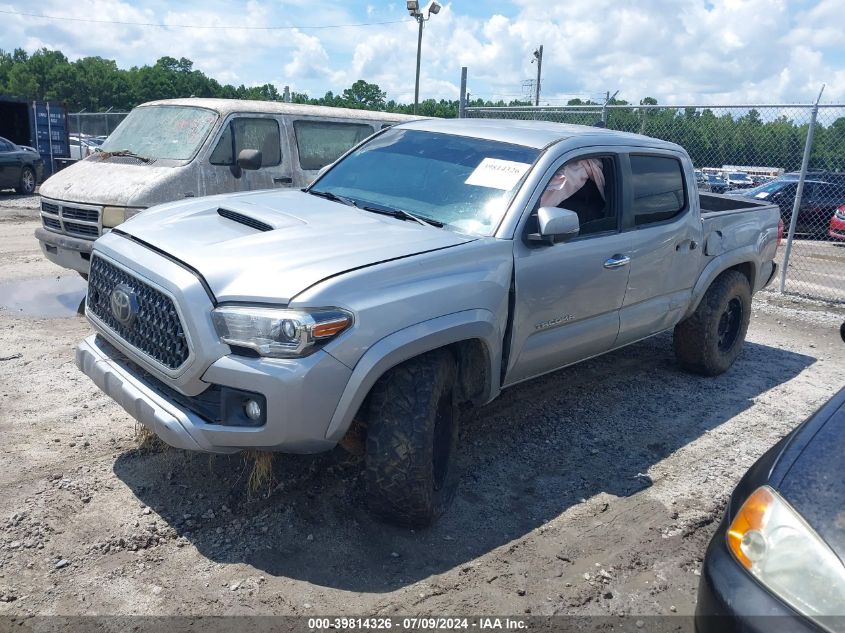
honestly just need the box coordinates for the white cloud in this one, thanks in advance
[1,0,843,104]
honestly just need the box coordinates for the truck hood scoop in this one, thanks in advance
[217,208,273,232]
[118,189,472,303]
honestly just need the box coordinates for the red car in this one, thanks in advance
[830,204,845,240]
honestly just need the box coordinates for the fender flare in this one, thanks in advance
[324,309,502,442]
[685,246,759,319]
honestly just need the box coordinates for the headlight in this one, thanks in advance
[211,306,352,358]
[102,206,144,228]
[727,486,845,618]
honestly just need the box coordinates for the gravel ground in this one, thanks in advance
[1,196,844,622]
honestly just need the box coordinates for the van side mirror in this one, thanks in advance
[529,207,580,244]
[237,149,262,171]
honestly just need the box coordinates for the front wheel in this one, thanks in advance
[673,270,752,376]
[364,349,459,527]
[16,166,36,194]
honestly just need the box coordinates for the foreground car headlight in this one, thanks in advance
[728,486,845,618]
[102,206,144,228]
[211,306,352,358]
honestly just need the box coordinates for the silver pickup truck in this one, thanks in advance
[74,119,782,526]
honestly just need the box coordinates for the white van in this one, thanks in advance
[36,98,419,275]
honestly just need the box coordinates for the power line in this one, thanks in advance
[0,8,406,30]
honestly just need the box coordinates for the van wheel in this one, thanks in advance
[673,270,751,376]
[16,167,36,194]
[364,349,459,527]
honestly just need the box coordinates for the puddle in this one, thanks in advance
[0,275,88,318]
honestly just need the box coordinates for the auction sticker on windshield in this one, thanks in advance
[465,158,532,190]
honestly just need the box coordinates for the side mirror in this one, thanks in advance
[530,207,580,244]
[237,149,262,171]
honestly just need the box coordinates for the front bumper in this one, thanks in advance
[695,514,828,633]
[75,333,351,454]
[35,227,93,275]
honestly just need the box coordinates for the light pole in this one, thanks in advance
[407,0,441,115]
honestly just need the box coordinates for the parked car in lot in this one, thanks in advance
[724,172,754,190]
[73,120,782,526]
[696,380,845,632]
[731,178,845,238]
[829,205,845,241]
[700,173,730,194]
[69,135,105,160]
[0,135,44,194]
[36,98,418,277]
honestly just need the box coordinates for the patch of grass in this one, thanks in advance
[134,423,167,453]
[245,450,275,496]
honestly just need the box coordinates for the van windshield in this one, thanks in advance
[310,129,539,236]
[99,106,218,161]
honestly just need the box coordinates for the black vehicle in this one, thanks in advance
[0,135,43,194]
[732,178,845,238]
[696,370,845,632]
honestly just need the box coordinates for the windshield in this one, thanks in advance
[729,173,749,180]
[310,128,540,236]
[745,180,791,196]
[99,106,218,161]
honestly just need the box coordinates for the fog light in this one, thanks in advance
[244,399,262,421]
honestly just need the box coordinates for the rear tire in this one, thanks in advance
[16,166,36,195]
[673,270,751,376]
[364,349,459,527]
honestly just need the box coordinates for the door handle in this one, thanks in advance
[273,177,293,184]
[603,254,630,269]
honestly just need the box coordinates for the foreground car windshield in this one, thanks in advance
[98,106,217,161]
[311,128,540,236]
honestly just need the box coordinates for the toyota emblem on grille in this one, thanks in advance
[109,284,139,327]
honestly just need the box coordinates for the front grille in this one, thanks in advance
[87,257,190,370]
[64,221,99,238]
[43,216,61,230]
[41,201,59,214]
[62,206,99,222]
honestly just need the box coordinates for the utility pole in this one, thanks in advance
[459,67,468,118]
[532,45,543,106]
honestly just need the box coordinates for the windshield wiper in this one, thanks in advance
[359,205,444,228]
[307,189,358,208]
[94,148,152,163]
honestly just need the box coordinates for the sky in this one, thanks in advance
[1,0,844,106]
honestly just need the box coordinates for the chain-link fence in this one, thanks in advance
[466,103,845,302]
[67,111,129,159]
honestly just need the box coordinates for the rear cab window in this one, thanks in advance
[293,120,374,171]
[629,154,687,226]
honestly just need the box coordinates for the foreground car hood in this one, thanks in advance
[116,189,472,303]
[776,394,845,563]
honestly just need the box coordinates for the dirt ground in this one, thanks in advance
[1,196,844,623]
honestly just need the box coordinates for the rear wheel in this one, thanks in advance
[673,270,751,376]
[364,349,459,527]
[16,166,36,194]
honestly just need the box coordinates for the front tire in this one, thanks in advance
[16,166,36,194]
[364,349,459,527]
[673,270,751,376]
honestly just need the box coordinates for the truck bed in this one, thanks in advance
[699,192,771,216]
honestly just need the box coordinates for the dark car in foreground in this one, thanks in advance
[0,136,43,194]
[696,367,845,632]
[731,178,845,238]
